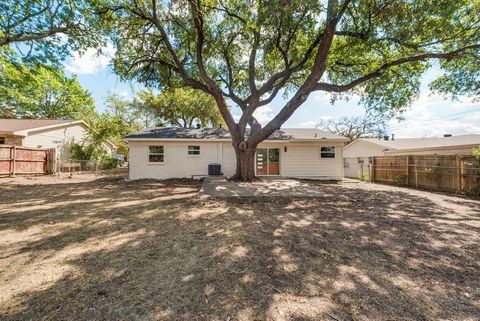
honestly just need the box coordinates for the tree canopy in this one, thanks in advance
[0,0,105,64]
[134,88,224,128]
[318,114,388,142]
[0,55,95,119]
[103,0,480,180]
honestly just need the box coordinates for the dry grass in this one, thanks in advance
[0,175,479,321]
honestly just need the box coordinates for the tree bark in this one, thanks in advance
[230,137,257,181]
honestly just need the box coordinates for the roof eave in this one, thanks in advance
[13,120,88,136]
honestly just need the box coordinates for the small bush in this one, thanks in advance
[395,175,407,185]
[101,156,121,169]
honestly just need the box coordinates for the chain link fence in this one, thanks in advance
[57,159,128,177]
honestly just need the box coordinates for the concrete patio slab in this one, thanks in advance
[200,176,330,197]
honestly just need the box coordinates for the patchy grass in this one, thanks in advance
[0,175,479,321]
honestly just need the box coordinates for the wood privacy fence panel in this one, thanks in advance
[0,145,56,176]
[372,155,480,194]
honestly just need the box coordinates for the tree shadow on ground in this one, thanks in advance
[0,178,479,321]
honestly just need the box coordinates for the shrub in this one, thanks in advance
[101,156,121,169]
[394,175,407,185]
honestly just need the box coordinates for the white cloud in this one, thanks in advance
[64,44,116,75]
[252,105,275,126]
[388,92,480,138]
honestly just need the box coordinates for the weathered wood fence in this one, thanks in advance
[370,155,480,194]
[0,145,56,176]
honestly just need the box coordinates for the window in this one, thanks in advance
[320,146,335,158]
[0,137,5,144]
[344,159,350,168]
[187,145,200,156]
[148,145,164,163]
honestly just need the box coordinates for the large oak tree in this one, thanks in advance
[104,0,479,181]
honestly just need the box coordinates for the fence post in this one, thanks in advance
[371,157,376,182]
[406,156,410,186]
[456,155,462,193]
[95,160,99,176]
[415,163,419,188]
[11,145,16,177]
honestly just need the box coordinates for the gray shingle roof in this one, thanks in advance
[124,127,349,141]
[361,134,480,150]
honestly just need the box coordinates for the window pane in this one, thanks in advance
[321,146,335,153]
[149,146,164,154]
[188,146,200,155]
[320,146,335,158]
[149,154,164,162]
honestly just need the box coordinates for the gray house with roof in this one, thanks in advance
[124,127,349,180]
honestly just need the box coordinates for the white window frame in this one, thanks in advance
[148,145,165,164]
[320,146,336,158]
[187,145,201,156]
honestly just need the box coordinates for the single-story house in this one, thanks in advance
[343,134,480,178]
[0,119,116,159]
[124,127,349,180]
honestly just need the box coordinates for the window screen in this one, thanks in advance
[149,146,164,162]
[188,145,200,155]
[320,146,335,158]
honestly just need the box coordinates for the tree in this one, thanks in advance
[104,0,480,180]
[473,148,480,160]
[101,92,145,154]
[317,114,387,141]
[0,56,95,119]
[134,88,224,128]
[0,0,105,64]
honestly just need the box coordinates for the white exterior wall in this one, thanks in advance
[23,124,87,160]
[128,141,237,180]
[128,140,345,180]
[344,157,371,178]
[343,140,386,158]
[266,142,344,179]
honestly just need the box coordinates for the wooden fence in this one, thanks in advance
[0,145,56,176]
[371,155,480,194]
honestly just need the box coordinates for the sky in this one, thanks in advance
[64,47,480,139]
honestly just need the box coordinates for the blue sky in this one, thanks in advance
[64,46,480,138]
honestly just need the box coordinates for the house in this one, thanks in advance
[124,127,349,180]
[0,119,116,159]
[343,134,480,178]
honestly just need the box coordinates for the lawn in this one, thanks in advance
[0,175,479,321]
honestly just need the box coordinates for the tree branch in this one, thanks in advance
[314,44,480,93]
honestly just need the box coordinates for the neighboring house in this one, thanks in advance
[343,134,480,178]
[0,119,116,159]
[124,127,349,180]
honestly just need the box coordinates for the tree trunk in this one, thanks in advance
[231,139,257,181]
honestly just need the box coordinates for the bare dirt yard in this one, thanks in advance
[0,175,479,321]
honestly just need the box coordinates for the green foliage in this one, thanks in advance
[0,0,106,65]
[69,142,95,160]
[0,55,95,119]
[394,175,407,185]
[134,88,224,128]
[358,173,370,182]
[107,0,480,120]
[69,142,120,169]
[101,156,121,170]
[472,147,480,160]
